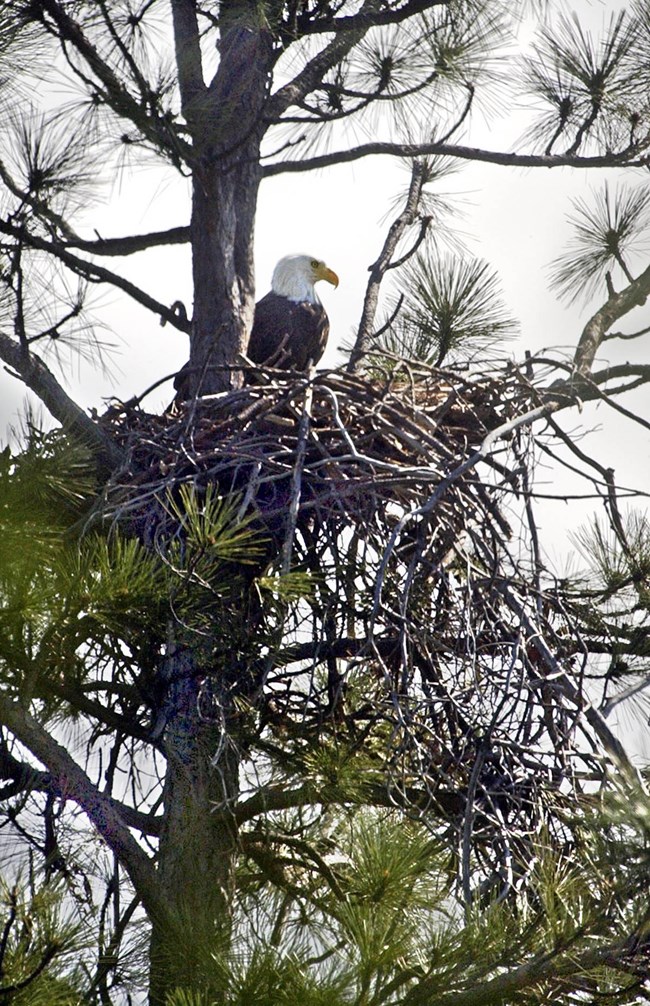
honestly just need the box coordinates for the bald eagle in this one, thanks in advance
[247,254,339,370]
[173,255,338,399]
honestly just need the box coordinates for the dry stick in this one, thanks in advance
[281,376,314,572]
[368,389,643,773]
[371,401,551,627]
[460,744,486,907]
[572,368,650,432]
[347,159,429,372]
[497,582,635,772]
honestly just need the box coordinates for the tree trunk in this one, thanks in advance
[186,20,273,396]
[188,149,262,395]
[148,15,275,1000]
[149,648,240,1005]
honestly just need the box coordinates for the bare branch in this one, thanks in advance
[0,740,160,835]
[0,693,170,928]
[0,220,191,332]
[348,159,429,371]
[574,262,650,372]
[263,139,648,176]
[65,226,190,257]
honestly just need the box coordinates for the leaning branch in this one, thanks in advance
[0,693,171,929]
[573,261,650,372]
[347,159,428,372]
[0,742,160,835]
[0,329,122,472]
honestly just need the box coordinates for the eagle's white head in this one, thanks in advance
[271,254,339,304]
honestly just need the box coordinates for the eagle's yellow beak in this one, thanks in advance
[315,262,339,289]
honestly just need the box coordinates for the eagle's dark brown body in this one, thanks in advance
[248,291,330,370]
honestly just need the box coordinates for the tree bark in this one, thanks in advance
[188,148,262,394]
[147,14,275,1001]
[148,647,240,1005]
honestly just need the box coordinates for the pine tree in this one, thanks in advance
[1,3,650,1003]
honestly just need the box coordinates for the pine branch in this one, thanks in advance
[32,0,191,163]
[404,923,650,1006]
[267,0,379,121]
[0,220,191,332]
[0,157,77,243]
[232,776,463,828]
[288,0,448,36]
[0,740,161,834]
[0,943,61,996]
[65,226,190,256]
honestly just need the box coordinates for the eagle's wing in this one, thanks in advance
[248,293,329,370]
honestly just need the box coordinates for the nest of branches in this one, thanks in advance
[99,362,613,897]
[100,364,520,548]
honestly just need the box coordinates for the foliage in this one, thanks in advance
[0,878,88,1006]
[378,250,518,365]
[162,791,650,1006]
[550,182,650,304]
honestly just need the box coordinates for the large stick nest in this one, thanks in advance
[98,363,612,900]
[99,365,526,550]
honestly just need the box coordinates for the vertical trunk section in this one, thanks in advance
[149,13,275,1002]
[187,20,273,395]
[189,151,261,394]
[149,649,240,1005]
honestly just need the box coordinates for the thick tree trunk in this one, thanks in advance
[149,648,240,1005]
[188,150,262,395]
[186,20,273,396]
[148,14,275,1001]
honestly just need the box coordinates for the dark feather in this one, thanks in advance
[247,292,330,370]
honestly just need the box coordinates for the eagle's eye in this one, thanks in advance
[310,259,319,269]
